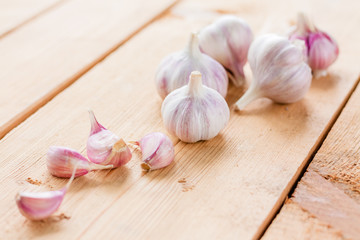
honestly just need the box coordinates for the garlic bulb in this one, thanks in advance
[132,132,175,171]
[162,71,230,143]
[199,15,253,87]
[155,32,228,99]
[289,13,339,77]
[235,34,312,110]
[87,110,132,167]
[47,146,113,178]
[16,166,77,220]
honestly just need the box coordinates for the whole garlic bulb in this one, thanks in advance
[289,13,339,77]
[162,71,230,143]
[199,15,253,87]
[235,34,312,110]
[155,32,228,99]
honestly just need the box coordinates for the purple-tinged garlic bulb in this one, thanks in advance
[16,166,77,220]
[87,110,132,167]
[162,71,230,143]
[235,34,312,110]
[47,146,113,178]
[289,13,339,77]
[155,32,228,99]
[132,132,175,171]
[199,15,253,87]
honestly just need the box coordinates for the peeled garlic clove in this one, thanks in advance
[16,166,77,220]
[87,110,132,167]
[133,132,175,171]
[162,71,230,143]
[155,32,228,99]
[47,146,113,178]
[289,13,339,77]
[199,15,253,87]
[235,34,312,110]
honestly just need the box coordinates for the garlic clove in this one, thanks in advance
[199,15,253,87]
[100,138,132,167]
[132,132,175,171]
[16,188,67,220]
[235,34,312,110]
[16,166,77,220]
[162,71,230,143]
[87,110,132,167]
[289,13,339,77]
[155,32,228,99]
[47,146,113,178]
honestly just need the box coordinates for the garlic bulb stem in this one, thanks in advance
[235,87,262,110]
[187,32,201,57]
[188,71,203,96]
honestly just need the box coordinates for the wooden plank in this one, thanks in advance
[0,0,177,139]
[263,79,360,240]
[261,200,344,240]
[0,0,359,240]
[0,0,63,38]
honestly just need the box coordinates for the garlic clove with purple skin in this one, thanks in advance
[235,34,312,110]
[199,15,253,87]
[16,165,77,220]
[47,146,113,178]
[87,110,132,167]
[289,13,339,77]
[16,188,67,221]
[162,71,230,143]
[132,132,175,171]
[155,32,228,99]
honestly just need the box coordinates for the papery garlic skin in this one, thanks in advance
[155,32,228,99]
[235,34,312,110]
[47,146,113,178]
[162,71,230,143]
[16,165,77,220]
[133,132,175,171]
[87,110,132,167]
[289,13,339,77]
[199,15,253,87]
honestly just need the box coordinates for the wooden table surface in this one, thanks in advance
[0,0,359,239]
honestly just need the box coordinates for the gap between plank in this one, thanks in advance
[255,74,360,240]
[0,0,180,141]
[0,0,70,40]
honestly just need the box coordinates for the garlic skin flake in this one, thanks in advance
[16,166,77,220]
[162,71,230,143]
[87,110,132,167]
[133,132,175,171]
[289,13,339,77]
[199,15,253,87]
[235,34,312,110]
[47,146,113,178]
[155,32,228,99]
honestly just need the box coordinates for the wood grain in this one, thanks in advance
[0,0,63,38]
[0,0,359,239]
[262,200,344,240]
[263,77,360,240]
[0,0,177,139]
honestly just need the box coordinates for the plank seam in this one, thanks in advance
[0,0,180,141]
[255,74,360,240]
[0,0,70,40]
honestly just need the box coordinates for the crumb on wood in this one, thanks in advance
[39,213,71,223]
[26,177,42,186]
[285,107,289,111]
[178,177,195,192]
